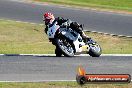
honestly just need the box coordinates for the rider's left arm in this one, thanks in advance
[44,26,48,34]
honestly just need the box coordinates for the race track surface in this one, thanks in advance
[0,0,132,82]
[0,0,132,36]
[0,55,132,81]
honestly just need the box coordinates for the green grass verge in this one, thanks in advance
[35,0,132,12]
[0,19,55,54]
[0,82,132,88]
[0,19,132,54]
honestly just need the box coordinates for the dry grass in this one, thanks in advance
[0,19,131,54]
[0,82,132,88]
[0,19,132,88]
[0,19,55,54]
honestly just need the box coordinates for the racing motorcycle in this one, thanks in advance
[47,21,102,57]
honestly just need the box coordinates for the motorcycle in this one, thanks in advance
[47,21,102,57]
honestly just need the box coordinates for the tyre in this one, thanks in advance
[55,38,75,57]
[76,75,87,85]
[88,43,102,57]
[55,47,63,57]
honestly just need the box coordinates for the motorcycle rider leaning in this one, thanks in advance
[43,12,90,43]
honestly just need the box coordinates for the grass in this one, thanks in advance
[0,19,132,54]
[0,82,132,88]
[85,32,132,54]
[0,19,55,54]
[35,0,132,12]
[0,19,132,87]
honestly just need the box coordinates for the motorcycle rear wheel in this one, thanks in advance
[55,38,75,57]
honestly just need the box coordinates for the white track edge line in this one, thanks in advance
[0,80,76,82]
[0,54,132,56]
[84,30,132,38]
[0,19,44,26]
[0,80,131,82]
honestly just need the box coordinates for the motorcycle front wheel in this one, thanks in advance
[88,43,102,57]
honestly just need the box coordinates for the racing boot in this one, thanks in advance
[81,31,91,43]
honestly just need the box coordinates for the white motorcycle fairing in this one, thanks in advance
[73,34,87,53]
[58,28,88,53]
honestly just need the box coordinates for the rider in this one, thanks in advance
[43,12,90,42]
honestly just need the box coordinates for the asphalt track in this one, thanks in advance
[0,55,132,81]
[0,0,132,36]
[0,0,132,82]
